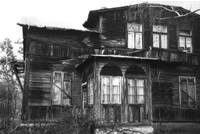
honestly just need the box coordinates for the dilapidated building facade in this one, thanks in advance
[18,3,200,134]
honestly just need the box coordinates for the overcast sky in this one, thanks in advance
[0,0,200,42]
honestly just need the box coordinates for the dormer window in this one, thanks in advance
[153,25,168,49]
[127,23,143,49]
[179,29,192,53]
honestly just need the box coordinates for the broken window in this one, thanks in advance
[127,23,143,49]
[179,29,192,53]
[88,78,94,105]
[52,72,71,106]
[153,25,168,49]
[179,76,196,108]
[127,78,145,122]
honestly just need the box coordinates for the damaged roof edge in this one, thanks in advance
[17,23,99,33]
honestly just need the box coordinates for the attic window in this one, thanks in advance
[153,25,168,49]
[179,29,192,53]
[127,23,143,49]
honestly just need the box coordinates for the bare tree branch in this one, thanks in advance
[148,3,200,20]
[158,8,200,20]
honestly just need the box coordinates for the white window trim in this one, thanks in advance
[179,76,197,109]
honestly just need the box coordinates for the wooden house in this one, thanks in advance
[18,3,200,134]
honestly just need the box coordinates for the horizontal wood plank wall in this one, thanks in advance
[151,63,200,121]
[28,71,51,106]
[101,11,126,48]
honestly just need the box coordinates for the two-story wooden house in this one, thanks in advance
[18,3,200,134]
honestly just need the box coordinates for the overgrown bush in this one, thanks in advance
[13,107,96,134]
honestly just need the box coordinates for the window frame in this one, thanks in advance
[87,77,94,105]
[152,25,168,49]
[126,77,146,123]
[127,78,146,105]
[101,76,121,105]
[178,29,192,53]
[52,71,71,106]
[179,76,197,109]
[127,23,143,49]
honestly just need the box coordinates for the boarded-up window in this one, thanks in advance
[88,78,94,105]
[52,72,71,106]
[179,76,196,108]
[179,29,192,53]
[153,25,168,49]
[127,23,143,49]
[101,76,121,104]
[127,78,145,122]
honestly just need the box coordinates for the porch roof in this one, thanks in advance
[89,54,160,60]
[76,54,160,69]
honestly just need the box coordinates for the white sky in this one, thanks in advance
[0,0,200,43]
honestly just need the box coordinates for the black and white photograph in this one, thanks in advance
[0,0,200,133]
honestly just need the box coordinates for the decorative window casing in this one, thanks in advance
[88,78,94,105]
[179,29,192,53]
[153,25,168,49]
[101,76,121,104]
[52,71,71,106]
[179,76,196,108]
[127,78,145,122]
[127,23,143,49]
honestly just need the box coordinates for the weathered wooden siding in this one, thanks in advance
[28,71,51,106]
[101,12,126,48]
[85,6,200,57]
[193,17,200,54]
[71,71,82,107]
[133,49,200,66]
[168,24,178,50]
[151,63,200,121]
[22,27,94,120]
